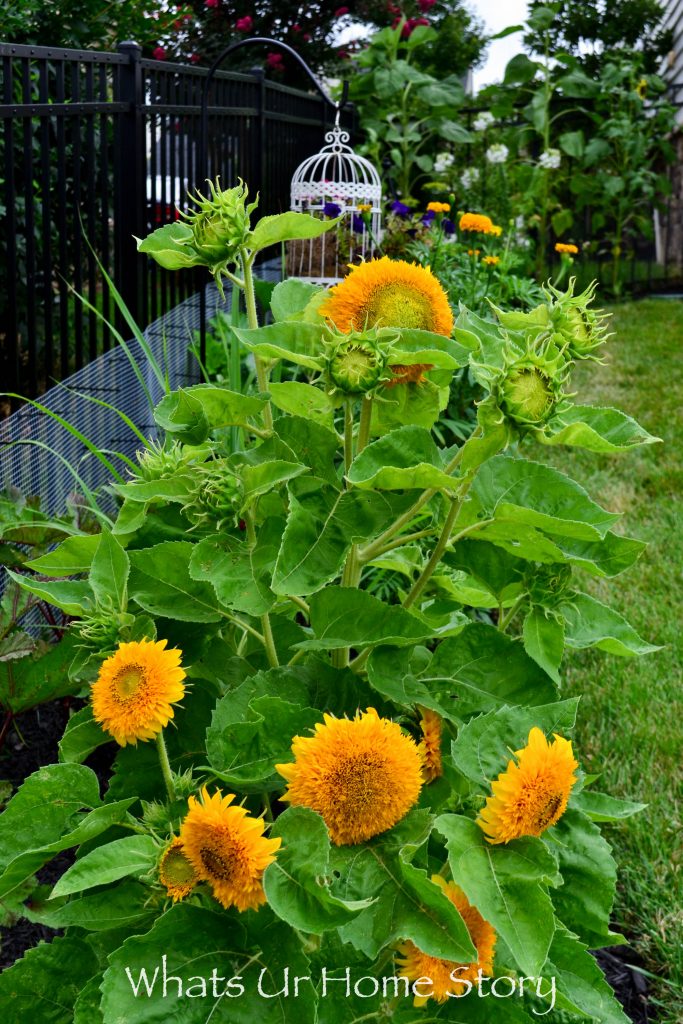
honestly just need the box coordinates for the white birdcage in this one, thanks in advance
[288,119,383,285]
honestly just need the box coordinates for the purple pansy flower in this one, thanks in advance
[352,214,365,233]
[323,202,342,218]
[443,218,455,235]
[390,200,411,218]
[421,210,436,224]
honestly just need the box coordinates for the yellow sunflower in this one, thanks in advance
[159,837,198,902]
[396,875,496,1006]
[319,257,453,337]
[477,727,578,844]
[555,242,579,255]
[91,638,186,746]
[179,787,280,911]
[276,708,423,845]
[418,707,443,782]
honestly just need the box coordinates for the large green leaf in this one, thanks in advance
[264,808,373,933]
[572,790,646,822]
[234,321,326,370]
[548,808,620,948]
[331,810,477,962]
[4,570,92,616]
[128,541,224,622]
[274,416,341,484]
[89,528,129,611]
[155,385,267,441]
[153,388,209,444]
[544,925,629,1023]
[270,279,324,322]
[348,425,455,490]
[457,455,621,540]
[250,210,340,250]
[268,381,335,426]
[523,607,565,683]
[450,699,579,789]
[101,904,317,1023]
[0,632,83,715]
[560,591,659,656]
[0,935,100,1024]
[371,377,449,435]
[206,669,320,791]
[24,533,100,576]
[297,587,435,651]
[136,221,201,269]
[189,533,275,615]
[59,706,111,764]
[32,881,156,932]
[540,404,660,452]
[436,814,558,976]
[51,835,158,898]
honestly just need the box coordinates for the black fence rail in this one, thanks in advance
[0,41,348,404]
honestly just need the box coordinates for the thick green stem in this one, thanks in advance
[245,511,279,668]
[357,397,373,455]
[403,499,459,610]
[241,249,273,432]
[499,594,526,632]
[156,731,176,802]
[343,401,354,474]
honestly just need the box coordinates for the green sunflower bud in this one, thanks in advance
[182,178,257,269]
[497,335,568,428]
[182,459,243,530]
[525,562,573,607]
[325,328,390,396]
[544,278,611,360]
[135,440,198,482]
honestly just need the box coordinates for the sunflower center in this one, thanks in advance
[532,793,564,831]
[113,665,145,700]
[363,284,433,331]
[331,755,386,808]
[163,848,197,886]
[504,367,553,421]
[200,845,238,881]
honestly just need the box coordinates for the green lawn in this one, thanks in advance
[530,299,683,1021]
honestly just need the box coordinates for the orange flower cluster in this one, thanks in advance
[427,201,451,213]
[555,242,579,254]
[459,212,503,236]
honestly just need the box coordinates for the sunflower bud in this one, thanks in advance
[498,335,568,428]
[325,328,390,395]
[182,459,243,530]
[525,562,573,607]
[182,178,257,270]
[544,278,610,360]
[135,440,197,482]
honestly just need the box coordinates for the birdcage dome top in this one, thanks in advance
[291,124,382,211]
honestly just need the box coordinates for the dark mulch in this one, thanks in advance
[0,702,657,1023]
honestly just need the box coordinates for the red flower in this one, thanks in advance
[152,46,167,60]
[190,53,201,64]
[338,48,350,59]
[417,0,436,10]
[266,52,284,71]
[291,23,301,32]
[303,32,312,41]
[236,14,253,30]
[413,16,430,26]
[334,6,350,15]
[205,0,220,7]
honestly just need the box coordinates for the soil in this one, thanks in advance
[0,701,656,1022]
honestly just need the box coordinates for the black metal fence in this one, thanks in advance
[0,40,347,403]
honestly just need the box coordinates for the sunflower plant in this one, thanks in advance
[0,177,661,1024]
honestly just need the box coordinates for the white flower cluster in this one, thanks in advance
[473,111,495,132]
[461,167,480,190]
[486,143,509,165]
[538,148,561,170]
[433,151,455,175]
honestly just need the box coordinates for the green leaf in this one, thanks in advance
[270,279,324,322]
[153,388,209,444]
[551,207,574,236]
[436,814,558,975]
[558,130,585,157]
[189,534,275,615]
[541,405,660,452]
[101,904,317,1023]
[268,381,335,426]
[0,632,82,715]
[89,528,129,611]
[58,706,111,764]
[548,809,621,948]
[264,808,373,932]
[206,670,320,791]
[0,935,100,1024]
[136,221,201,270]
[298,587,434,651]
[557,68,600,98]
[523,608,565,683]
[560,591,660,656]
[24,533,100,575]
[241,460,309,504]
[250,210,340,250]
[389,328,470,369]
[348,425,455,490]
[545,924,630,1023]
[274,416,340,484]
[155,385,267,441]
[73,974,105,1024]
[573,790,646,822]
[51,835,158,898]
[4,570,92,616]
[33,881,155,932]
[458,455,621,540]
[331,810,477,962]
[450,699,579,789]
[234,321,326,370]
[504,53,539,85]
[371,377,448,435]
[129,541,224,622]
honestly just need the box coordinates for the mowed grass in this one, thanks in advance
[529,299,683,1020]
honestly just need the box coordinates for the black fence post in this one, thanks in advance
[114,41,146,332]
[251,66,266,204]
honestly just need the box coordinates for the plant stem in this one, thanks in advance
[241,249,273,432]
[244,511,279,668]
[499,594,526,632]
[403,499,459,609]
[344,401,354,474]
[156,731,176,802]
[357,397,373,455]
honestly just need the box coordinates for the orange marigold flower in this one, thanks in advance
[427,201,451,213]
[555,242,579,254]
[385,363,434,388]
[159,837,198,903]
[396,876,497,1006]
[459,212,496,234]
[179,787,280,911]
[418,706,443,782]
[477,727,578,844]
[482,255,500,266]
[319,257,453,336]
[276,708,423,845]
[467,248,481,257]
[91,638,186,746]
